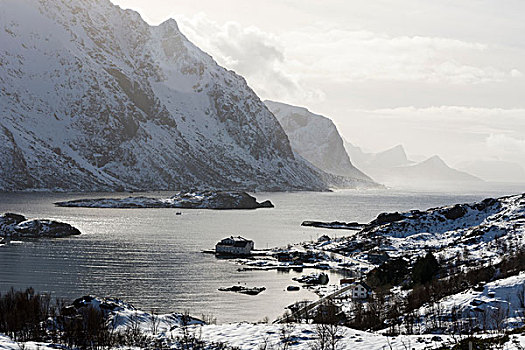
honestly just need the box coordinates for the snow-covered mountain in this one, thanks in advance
[265,101,373,183]
[345,143,480,188]
[0,0,334,192]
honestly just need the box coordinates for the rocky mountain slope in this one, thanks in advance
[265,101,373,183]
[0,0,335,192]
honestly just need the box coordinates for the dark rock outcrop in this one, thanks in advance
[370,212,405,226]
[0,213,81,238]
[442,205,468,220]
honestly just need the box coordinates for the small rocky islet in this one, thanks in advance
[0,212,81,240]
[55,190,274,210]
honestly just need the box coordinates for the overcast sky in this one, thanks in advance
[112,0,525,171]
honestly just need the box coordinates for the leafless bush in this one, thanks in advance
[278,323,296,350]
[310,323,345,350]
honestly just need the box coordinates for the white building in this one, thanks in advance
[215,236,254,255]
[350,281,372,299]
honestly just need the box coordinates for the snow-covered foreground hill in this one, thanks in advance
[315,192,525,265]
[1,294,524,350]
[0,0,355,192]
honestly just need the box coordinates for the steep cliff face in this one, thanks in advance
[265,101,372,182]
[0,0,327,191]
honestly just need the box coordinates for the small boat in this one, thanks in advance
[286,285,300,291]
[175,212,182,215]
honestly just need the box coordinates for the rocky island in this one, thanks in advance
[55,191,274,210]
[0,213,81,239]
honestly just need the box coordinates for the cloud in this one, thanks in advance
[176,14,521,98]
[282,25,520,84]
[176,13,325,102]
[173,12,525,172]
[486,134,525,161]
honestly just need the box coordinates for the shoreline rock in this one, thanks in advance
[55,191,274,210]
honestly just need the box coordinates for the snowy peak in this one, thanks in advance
[265,100,373,183]
[158,18,180,32]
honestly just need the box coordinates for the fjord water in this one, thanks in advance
[0,187,522,323]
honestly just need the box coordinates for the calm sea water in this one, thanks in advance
[0,185,523,323]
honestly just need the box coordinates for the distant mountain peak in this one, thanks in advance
[420,155,447,167]
[265,101,375,184]
[369,144,411,169]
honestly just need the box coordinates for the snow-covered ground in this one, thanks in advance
[2,322,525,349]
[275,193,525,269]
[415,273,525,333]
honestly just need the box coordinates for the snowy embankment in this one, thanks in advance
[55,191,273,209]
[416,273,525,333]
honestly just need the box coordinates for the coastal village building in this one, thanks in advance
[215,236,254,255]
[350,281,372,299]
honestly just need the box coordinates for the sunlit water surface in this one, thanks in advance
[0,185,523,323]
